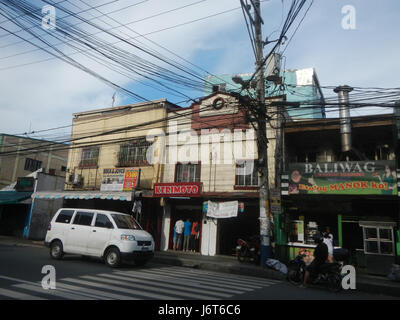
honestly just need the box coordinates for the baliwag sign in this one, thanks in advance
[287,160,397,195]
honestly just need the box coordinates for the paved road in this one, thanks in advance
[0,244,397,301]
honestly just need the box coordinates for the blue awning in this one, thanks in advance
[0,191,32,205]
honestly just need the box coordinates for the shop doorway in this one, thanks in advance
[217,202,259,256]
[0,204,30,237]
[169,204,202,252]
[342,220,364,264]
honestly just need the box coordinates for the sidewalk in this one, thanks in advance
[1,235,399,297]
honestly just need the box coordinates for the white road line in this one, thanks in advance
[53,281,115,300]
[0,288,46,300]
[127,268,269,290]
[81,275,222,300]
[164,266,281,285]
[111,270,251,294]
[13,283,96,300]
[60,277,178,300]
[0,274,108,300]
[99,273,233,298]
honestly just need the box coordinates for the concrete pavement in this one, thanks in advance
[1,235,399,298]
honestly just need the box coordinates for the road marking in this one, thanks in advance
[60,277,175,300]
[113,271,247,295]
[164,266,282,285]
[13,283,96,300]
[99,272,232,298]
[81,274,221,300]
[131,267,272,289]
[0,288,46,300]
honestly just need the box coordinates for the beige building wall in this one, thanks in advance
[66,100,172,191]
[161,93,280,192]
[0,134,68,188]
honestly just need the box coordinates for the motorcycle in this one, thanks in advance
[287,253,343,292]
[236,235,260,264]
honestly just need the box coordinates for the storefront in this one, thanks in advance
[281,160,400,275]
[157,182,260,256]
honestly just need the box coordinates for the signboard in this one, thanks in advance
[206,200,239,219]
[287,161,397,195]
[100,168,140,192]
[122,168,140,191]
[153,182,201,197]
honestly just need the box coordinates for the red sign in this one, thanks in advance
[123,168,140,191]
[153,182,202,197]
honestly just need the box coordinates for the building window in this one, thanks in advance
[118,139,150,167]
[79,147,99,168]
[363,226,394,256]
[24,158,42,172]
[61,166,67,172]
[175,163,200,182]
[235,160,259,187]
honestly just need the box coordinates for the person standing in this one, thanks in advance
[190,220,199,252]
[183,218,192,252]
[174,218,184,250]
[323,226,334,262]
[323,232,334,262]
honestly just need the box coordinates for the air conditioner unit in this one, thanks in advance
[71,173,83,186]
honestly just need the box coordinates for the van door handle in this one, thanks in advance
[71,227,75,230]
[93,230,96,232]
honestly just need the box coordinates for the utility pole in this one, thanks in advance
[253,0,271,265]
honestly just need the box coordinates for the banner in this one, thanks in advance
[100,168,140,191]
[206,200,239,218]
[287,161,397,195]
[153,182,201,197]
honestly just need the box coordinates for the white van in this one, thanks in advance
[45,208,154,267]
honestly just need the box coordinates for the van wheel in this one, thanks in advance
[105,248,121,268]
[50,240,64,260]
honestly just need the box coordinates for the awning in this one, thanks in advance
[32,191,136,201]
[0,191,33,205]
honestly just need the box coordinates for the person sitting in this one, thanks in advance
[300,233,328,288]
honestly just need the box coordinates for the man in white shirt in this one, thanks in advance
[173,219,184,250]
[323,227,334,262]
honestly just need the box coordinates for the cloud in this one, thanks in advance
[0,0,399,136]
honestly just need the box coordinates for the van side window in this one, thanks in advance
[55,210,75,224]
[95,214,112,228]
[73,211,94,226]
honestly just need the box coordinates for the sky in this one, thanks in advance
[0,0,399,139]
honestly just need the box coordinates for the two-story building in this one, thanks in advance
[158,91,284,256]
[0,133,68,188]
[0,134,68,238]
[31,99,180,248]
[279,112,400,275]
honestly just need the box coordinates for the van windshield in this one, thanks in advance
[111,214,142,230]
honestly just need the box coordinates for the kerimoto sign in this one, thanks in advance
[153,182,202,197]
[288,160,397,195]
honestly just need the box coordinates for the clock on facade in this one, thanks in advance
[212,97,225,110]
